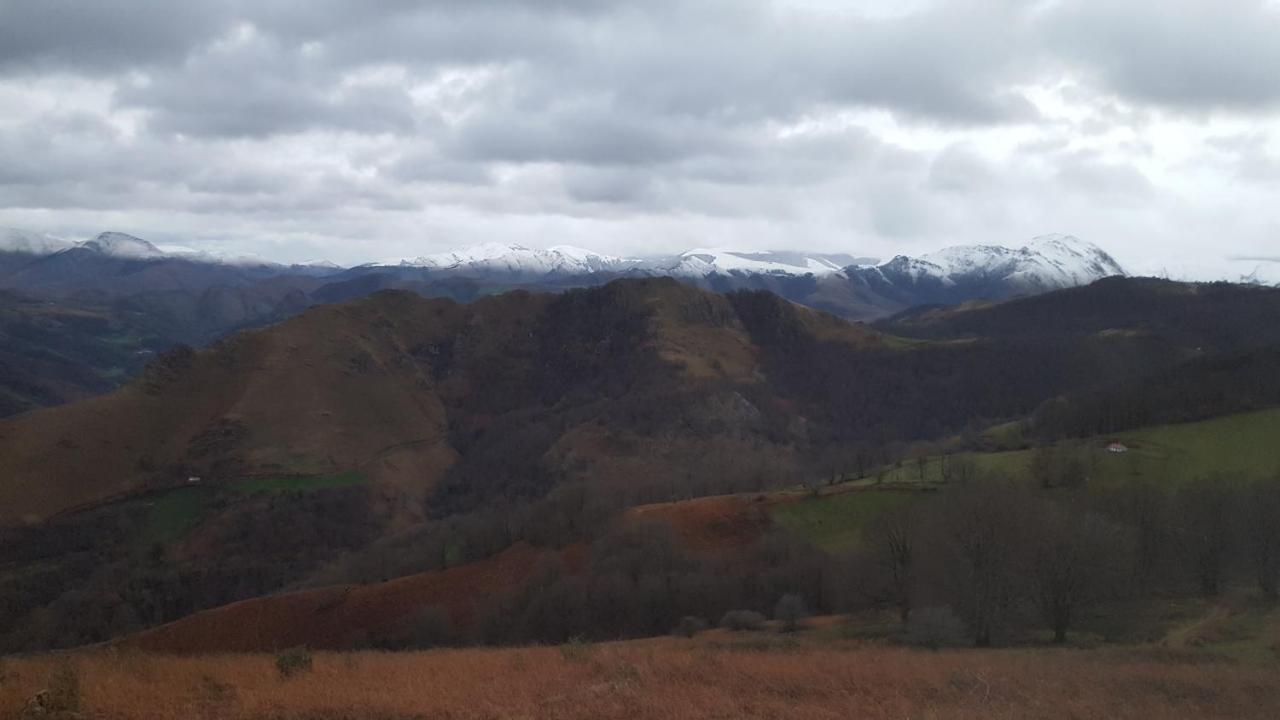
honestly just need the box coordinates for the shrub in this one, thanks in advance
[719,610,767,632]
[559,636,594,663]
[672,616,710,638]
[276,646,313,679]
[902,607,966,650]
[196,674,237,720]
[774,594,809,633]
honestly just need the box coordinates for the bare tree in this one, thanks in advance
[774,593,809,632]
[948,455,978,485]
[1245,476,1280,600]
[1030,444,1090,489]
[930,478,1031,646]
[1174,477,1237,598]
[1099,478,1170,594]
[864,505,917,622]
[1028,506,1128,643]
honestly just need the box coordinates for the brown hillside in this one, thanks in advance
[0,291,464,525]
[123,487,780,654]
[623,494,773,554]
[0,279,885,526]
[124,543,549,654]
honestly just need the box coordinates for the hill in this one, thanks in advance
[0,233,1140,425]
[6,276,1280,654]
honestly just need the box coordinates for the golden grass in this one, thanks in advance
[3,637,1278,719]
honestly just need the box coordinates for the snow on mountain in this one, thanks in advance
[657,249,872,277]
[388,244,879,279]
[395,243,635,276]
[870,234,1125,290]
[173,248,281,268]
[80,232,167,259]
[0,227,1128,296]
[0,228,74,255]
[296,259,342,270]
[77,233,280,268]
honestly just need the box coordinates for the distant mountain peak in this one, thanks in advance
[81,232,166,259]
[395,243,633,276]
[840,234,1127,318]
[660,248,875,277]
[895,234,1127,289]
[0,228,74,255]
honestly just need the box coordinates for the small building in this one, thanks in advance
[1106,442,1129,454]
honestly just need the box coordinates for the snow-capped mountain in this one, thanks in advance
[385,244,876,279]
[0,228,75,255]
[656,249,875,277]
[80,231,168,259]
[829,234,1127,319]
[0,226,1132,320]
[393,243,637,276]
[868,234,1125,290]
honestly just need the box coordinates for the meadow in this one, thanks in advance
[873,408,1280,488]
[4,634,1280,720]
[769,408,1280,555]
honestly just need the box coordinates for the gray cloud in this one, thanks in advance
[0,0,235,73]
[0,0,1277,271]
[1040,0,1280,111]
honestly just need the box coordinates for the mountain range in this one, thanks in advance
[1,227,1127,312]
[0,228,1130,418]
[4,274,1280,653]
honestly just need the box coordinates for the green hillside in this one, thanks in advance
[769,490,917,554]
[780,408,1280,553]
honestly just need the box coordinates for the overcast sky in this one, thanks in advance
[1,0,1278,276]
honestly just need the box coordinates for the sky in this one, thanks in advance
[1,0,1279,277]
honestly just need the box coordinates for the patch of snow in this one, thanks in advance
[885,234,1126,289]
[0,228,75,255]
[295,259,343,270]
[395,243,634,276]
[655,248,861,277]
[80,232,167,259]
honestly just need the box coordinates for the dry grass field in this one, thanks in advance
[3,635,1279,720]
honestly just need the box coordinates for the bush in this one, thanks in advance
[275,646,313,679]
[672,616,710,638]
[196,674,237,720]
[559,635,594,663]
[774,594,809,633]
[901,607,966,650]
[719,610,767,632]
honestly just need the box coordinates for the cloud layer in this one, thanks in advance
[0,0,1277,274]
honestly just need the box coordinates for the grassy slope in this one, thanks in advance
[879,408,1280,488]
[139,472,368,546]
[768,491,917,554]
[778,408,1280,553]
[234,470,365,495]
[141,487,218,546]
